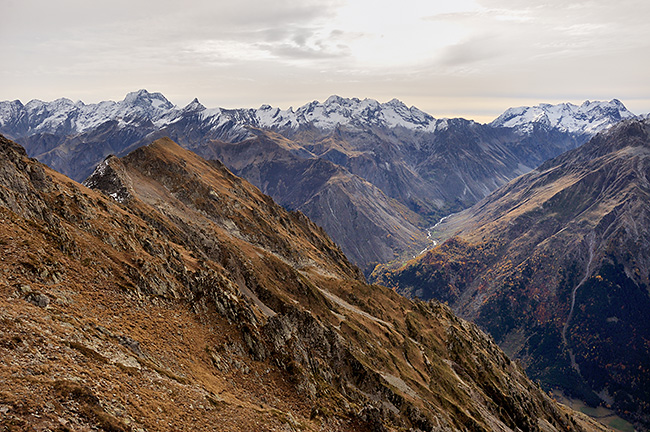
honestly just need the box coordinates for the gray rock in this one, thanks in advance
[117,335,144,358]
[25,292,49,307]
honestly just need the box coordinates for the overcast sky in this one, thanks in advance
[1,0,649,122]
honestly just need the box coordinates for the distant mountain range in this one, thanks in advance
[0,90,638,139]
[374,119,650,430]
[0,90,641,272]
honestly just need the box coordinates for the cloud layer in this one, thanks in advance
[1,0,648,121]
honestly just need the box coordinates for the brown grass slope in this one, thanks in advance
[0,134,606,432]
[375,120,650,430]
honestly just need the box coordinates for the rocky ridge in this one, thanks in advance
[179,130,429,271]
[0,133,608,432]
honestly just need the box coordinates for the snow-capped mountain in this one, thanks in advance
[252,95,440,131]
[0,89,175,138]
[2,90,636,143]
[491,99,636,137]
[164,94,443,141]
[0,91,443,141]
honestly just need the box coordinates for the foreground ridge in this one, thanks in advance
[0,134,606,431]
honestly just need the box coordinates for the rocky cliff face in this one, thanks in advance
[375,120,650,430]
[0,134,606,432]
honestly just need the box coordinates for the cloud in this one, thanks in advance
[156,1,352,64]
[438,34,504,68]
[189,0,343,30]
[1,0,649,119]
[263,44,348,60]
[424,0,650,74]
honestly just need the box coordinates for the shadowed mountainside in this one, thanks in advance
[375,120,650,430]
[182,130,429,272]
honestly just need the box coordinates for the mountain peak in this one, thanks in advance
[123,88,150,102]
[491,99,636,136]
[385,97,407,108]
[122,89,173,110]
[182,97,206,112]
[580,98,625,109]
[149,135,180,148]
[82,155,130,203]
[324,94,351,105]
[146,137,189,157]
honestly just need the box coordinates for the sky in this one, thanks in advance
[1,0,649,123]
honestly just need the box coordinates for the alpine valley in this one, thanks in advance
[0,133,608,431]
[375,119,650,430]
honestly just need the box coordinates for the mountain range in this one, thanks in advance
[0,90,636,141]
[0,132,609,432]
[375,119,650,430]
[0,90,640,272]
[490,99,636,138]
[2,89,647,429]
